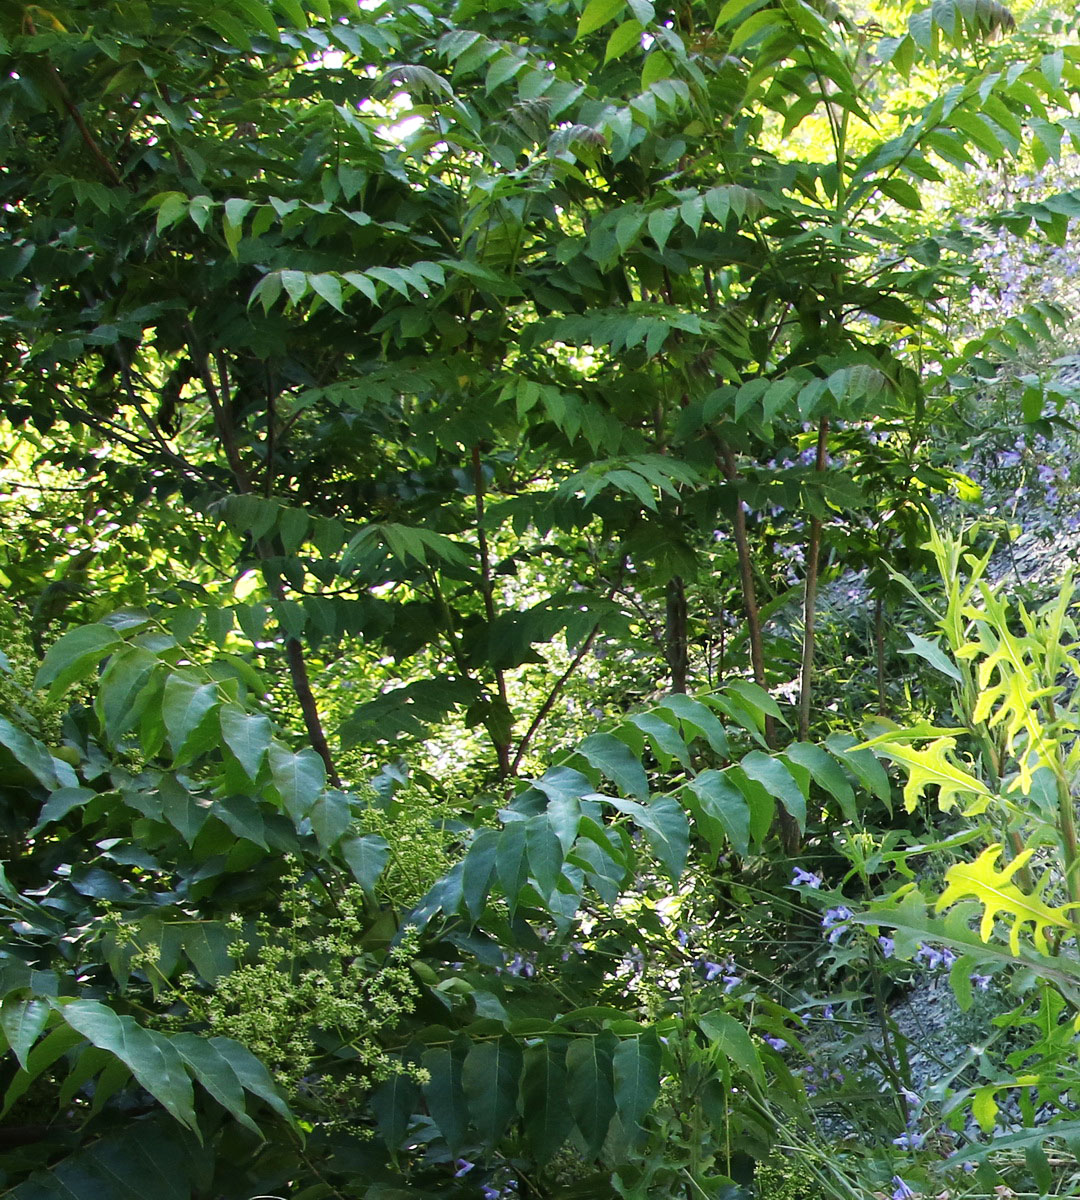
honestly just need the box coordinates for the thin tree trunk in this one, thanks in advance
[196,344,340,785]
[718,442,799,854]
[665,575,689,694]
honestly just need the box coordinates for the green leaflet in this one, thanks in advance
[8,1122,196,1200]
[522,1042,575,1162]
[219,704,272,780]
[267,741,326,822]
[566,1032,617,1156]
[613,1032,662,1131]
[698,1010,764,1087]
[422,1045,469,1154]
[341,833,391,895]
[462,1037,522,1146]
[35,624,122,697]
[935,844,1077,955]
[56,1001,198,1132]
[0,991,51,1070]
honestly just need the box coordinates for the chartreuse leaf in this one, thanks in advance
[577,0,626,38]
[866,736,991,815]
[462,1037,522,1146]
[972,1084,999,1132]
[935,844,1078,955]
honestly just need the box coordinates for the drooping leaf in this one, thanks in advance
[219,704,272,780]
[462,1037,522,1146]
[0,991,51,1070]
[612,1031,661,1131]
[341,834,391,895]
[35,625,122,696]
[739,751,807,832]
[422,1045,469,1154]
[782,742,857,822]
[161,674,219,759]
[577,732,649,799]
[522,1042,575,1163]
[685,770,751,856]
[57,1001,197,1131]
[566,1032,617,1156]
[698,1010,764,1086]
[267,741,326,822]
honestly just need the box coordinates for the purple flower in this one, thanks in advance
[763,1035,788,1051]
[822,906,852,943]
[723,973,740,993]
[892,1131,924,1150]
[454,1159,475,1177]
[891,1177,916,1200]
[791,867,823,888]
[822,1004,834,1020]
[504,953,535,978]
[972,973,992,991]
[482,1188,501,1200]
[702,960,724,981]
[878,936,895,957]
[915,943,943,969]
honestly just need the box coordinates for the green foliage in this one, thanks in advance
[3,0,1080,1194]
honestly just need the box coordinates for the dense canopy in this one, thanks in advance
[4,0,1080,1196]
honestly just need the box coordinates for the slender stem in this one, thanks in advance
[797,418,829,742]
[23,15,124,188]
[874,593,887,717]
[472,445,512,777]
[510,618,605,776]
[716,443,771,738]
